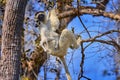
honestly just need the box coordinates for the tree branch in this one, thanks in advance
[78,42,91,80]
[80,30,120,49]
[58,6,120,20]
[77,0,91,38]
[83,30,120,41]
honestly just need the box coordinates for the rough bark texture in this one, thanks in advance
[0,0,27,80]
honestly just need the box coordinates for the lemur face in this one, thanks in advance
[37,13,45,22]
[35,11,46,27]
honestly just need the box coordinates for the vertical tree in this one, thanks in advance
[0,0,27,80]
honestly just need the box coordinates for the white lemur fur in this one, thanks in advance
[34,11,59,52]
[46,29,81,80]
[35,10,81,80]
[48,9,60,49]
[48,9,60,31]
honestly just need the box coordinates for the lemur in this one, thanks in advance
[35,9,81,80]
[46,29,81,80]
[34,11,59,52]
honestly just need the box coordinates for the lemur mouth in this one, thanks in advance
[35,21,41,27]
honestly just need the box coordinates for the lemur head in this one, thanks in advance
[34,11,47,27]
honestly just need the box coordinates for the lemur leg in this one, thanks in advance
[60,57,71,80]
[54,37,59,50]
[59,29,78,49]
[40,40,48,52]
[50,31,59,50]
[40,37,57,52]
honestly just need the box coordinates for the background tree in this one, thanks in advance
[0,0,27,80]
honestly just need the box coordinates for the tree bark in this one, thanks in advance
[0,0,27,80]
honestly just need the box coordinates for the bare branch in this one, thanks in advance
[78,42,84,79]
[85,30,120,40]
[78,43,91,80]
[77,0,91,38]
[81,30,120,49]
[58,6,120,20]
[78,17,92,38]
[95,0,109,10]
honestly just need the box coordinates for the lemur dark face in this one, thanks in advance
[37,13,45,22]
[35,11,46,27]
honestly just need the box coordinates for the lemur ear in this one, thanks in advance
[35,11,44,16]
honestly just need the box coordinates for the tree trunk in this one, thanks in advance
[0,0,27,80]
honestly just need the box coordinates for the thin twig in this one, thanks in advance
[26,58,38,79]
[81,30,120,49]
[77,0,91,38]
[78,42,91,80]
[68,51,74,66]
[84,42,93,49]
[78,16,92,38]
[78,42,84,79]
[91,30,120,39]
[82,30,120,43]
[111,0,118,12]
